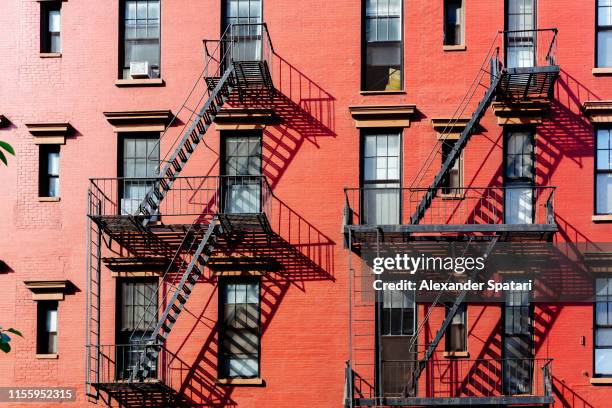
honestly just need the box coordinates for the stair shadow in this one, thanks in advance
[552,375,595,408]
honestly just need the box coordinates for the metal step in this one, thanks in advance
[131,220,223,381]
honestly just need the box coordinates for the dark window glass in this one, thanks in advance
[37,301,58,354]
[363,0,402,91]
[41,2,61,53]
[222,134,262,213]
[596,278,612,375]
[596,128,612,214]
[381,286,415,336]
[598,0,612,68]
[116,280,158,381]
[445,304,467,352]
[119,134,160,215]
[361,130,401,225]
[121,0,160,79]
[504,131,535,224]
[219,280,261,378]
[441,141,462,195]
[444,0,463,46]
[503,285,534,395]
[39,145,60,198]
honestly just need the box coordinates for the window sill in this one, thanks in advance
[591,378,612,385]
[360,90,406,96]
[38,197,60,202]
[592,215,612,222]
[36,353,58,359]
[443,45,467,52]
[440,193,465,200]
[592,68,612,76]
[115,78,165,87]
[216,378,264,386]
[40,53,61,58]
[443,351,469,358]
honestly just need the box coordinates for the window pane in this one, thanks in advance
[49,10,61,32]
[598,31,612,68]
[48,177,60,197]
[597,174,612,214]
[599,4,612,26]
[597,328,612,346]
[48,151,60,175]
[46,309,57,332]
[595,349,612,375]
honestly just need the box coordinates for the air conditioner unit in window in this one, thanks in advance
[129,61,151,79]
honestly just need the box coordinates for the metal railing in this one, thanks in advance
[502,28,558,69]
[347,357,553,402]
[87,343,190,389]
[344,186,556,227]
[150,23,274,174]
[89,175,272,223]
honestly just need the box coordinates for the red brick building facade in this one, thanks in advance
[0,0,610,407]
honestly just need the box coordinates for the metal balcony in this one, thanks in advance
[497,28,559,100]
[344,186,557,248]
[88,344,192,408]
[345,357,553,407]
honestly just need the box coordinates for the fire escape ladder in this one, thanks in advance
[137,67,236,224]
[407,236,499,395]
[409,73,502,225]
[130,219,223,382]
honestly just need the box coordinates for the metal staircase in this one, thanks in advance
[130,220,223,382]
[138,68,236,222]
[137,23,274,224]
[407,236,499,396]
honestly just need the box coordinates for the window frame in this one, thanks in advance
[444,303,467,353]
[40,1,61,54]
[361,0,404,92]
[218,277,262,380]
[440,140,464,197]
[595,126,612,215]
[39,144,60,198]
[503,128,536,224]
[596,0,612,68]
[118,0,161,80]
[359,129,403,225]
[594,277,612,377]
[443,0,465,46]
[504,0,537,68]
[36,300,58,355]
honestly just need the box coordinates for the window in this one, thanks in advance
[223,0,263,61]
[119,134,159,215]
[363,0,402,91]
[121,0,160,79]
[361,131,401,225]
[503,284,533,394]
[219,280,260,379]
[445,304,467,352]
[440,141,463,196]
[222,133,262,214]
[595,278,612,376]
[505,0,536,68]
[596,127,612,214]
[116,280,158,380]
[39,145,60,198]
[444,0,464,46]
[41,2,61,53]
[504,131,535,224]
[597,0,612,68]
[381,287,415,336]
[37,301,58,354]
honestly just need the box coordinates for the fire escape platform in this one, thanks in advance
[498,65,560,100]
[353,395,553,407]
[205,60,274,99]
[92,381,192,408]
